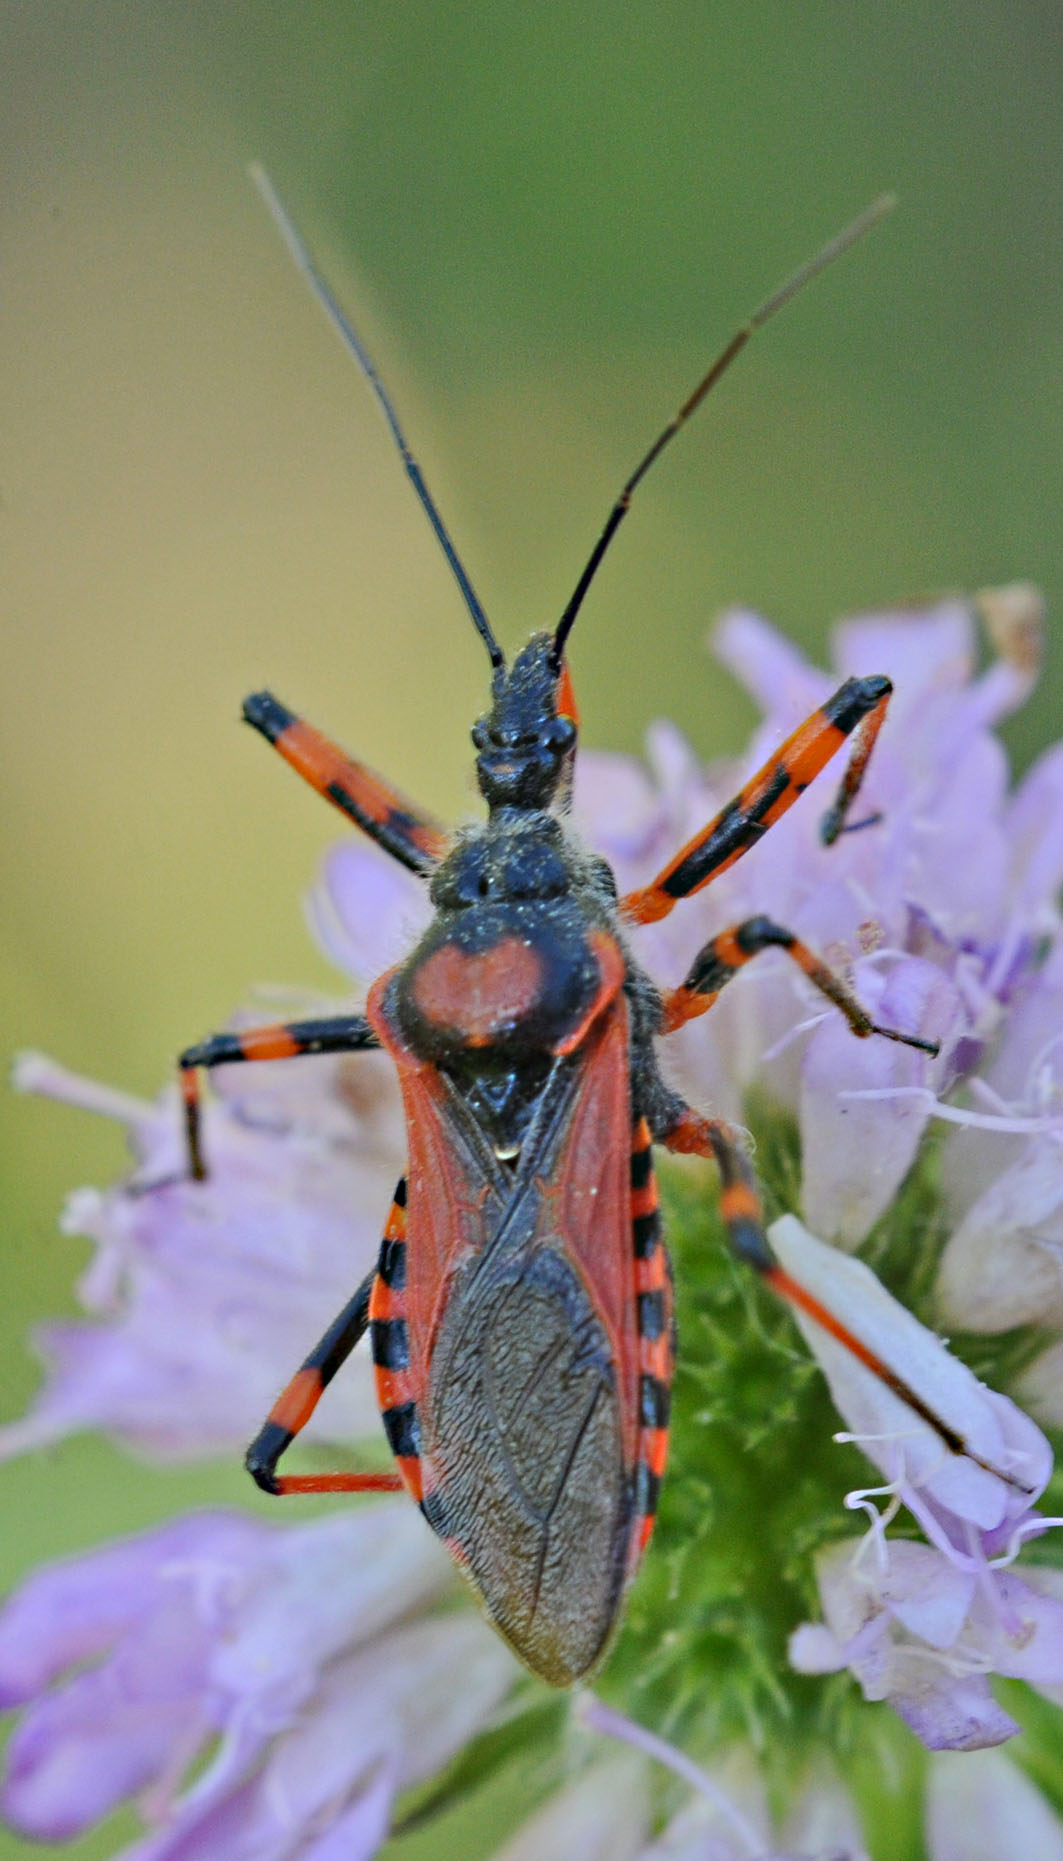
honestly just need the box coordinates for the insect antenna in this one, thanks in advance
[552,193,897,667]
[249,163,505,674]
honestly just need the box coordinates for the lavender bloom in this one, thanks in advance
[0,1503,512,1852]
[577,590,1063,1246]
[580,1699,1063,1861]
[4,596,1063,1857]
[491,1753,652,1861]
[926,1748,1063,1861]
[4,1040,404,1462]
[579,1699,871,1859]
[637,1767,871,1861]
[936,938,1063,1342]
[770,1215,1052,1537]
[780,1211,1063,1747]
[792,1537,1063,1752]
[1,847,423,1468]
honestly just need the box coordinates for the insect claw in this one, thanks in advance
[244,1432,284,1495]
[870,1024,941,1058]
[831,810,883,837]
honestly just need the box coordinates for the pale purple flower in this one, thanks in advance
[926,1747,1063,1861]
[492,1753,652,1861]
[778,1212,1063,1747]
[3,594,1062,1855]
[792,1537,1063,1751]
[636,1770,870,1861]
[577,590,1063,1246]
[3,1039,404,1463]
[0,1501,513,1853]
[771,1215,1052,1530]
[580,1698,871,1860]
[305,841,431,984]
[936,936,1063,1340]
[580,1697,1063,1861]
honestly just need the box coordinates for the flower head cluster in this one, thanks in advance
[3,594,1063,1858]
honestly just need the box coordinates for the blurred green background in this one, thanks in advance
[2,4,1061,1855]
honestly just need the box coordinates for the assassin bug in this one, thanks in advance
[178,175,997,1687]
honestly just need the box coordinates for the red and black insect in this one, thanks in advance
[178,178,979,1687]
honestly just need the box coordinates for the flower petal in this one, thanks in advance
[971,1572,1063,1688]
[0,1513,265,1705]
[1015,1339,1063,1430]
[889,1661,1019,1752]
[207,1505,454,1717]
[114,1614,515,1861]
[769,1215,1049,1527]
[937,1136,1063,1334]
[712,608,827,717]
[494,1757,651,1861]
[0,1062,403,1464]
[876,1542,977,1650]
[306,842,430,985]
[0,1511,270,1839]
[834,601,974,702]
[926,1748,1063,1861]
[800,959,960,1247]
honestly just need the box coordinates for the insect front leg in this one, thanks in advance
[659,1103,1022,1489]
[659,915,939,1054]
[621,676,892,925]
[179,1012,380,1179]
[243,690,450,875]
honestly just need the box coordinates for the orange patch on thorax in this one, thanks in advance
[411,937,544,1046]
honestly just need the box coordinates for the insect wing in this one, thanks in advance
[369,976,645,1682]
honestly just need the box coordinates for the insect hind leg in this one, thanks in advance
[245,1174,412,1498]
[245,1265,401,1495]
[658,1103,1026,1492]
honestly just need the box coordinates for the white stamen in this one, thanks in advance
[989,1514,1063,1570]
[843,1480,904,1572]
[840,1083,1063,1136]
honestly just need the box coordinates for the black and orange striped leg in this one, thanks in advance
[243,691,450,876]
[661,1102,775,1273]
[629,1120,674,1563]
[245,1268,401,1496]
[621,677,892,925]
[367,1178,428,1505]
[245,1175,412,1498]
[179,1013,379,1180]
[660,1103,1026,1491]
[660,915,939,1055]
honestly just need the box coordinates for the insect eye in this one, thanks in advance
[471,719,489,751]
[544,716,576,755]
